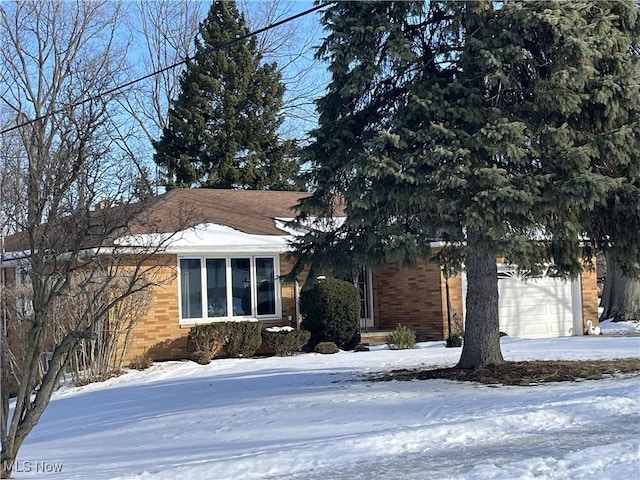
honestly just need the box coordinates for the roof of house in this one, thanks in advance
[136,188,310,236]
[3,189,311,255]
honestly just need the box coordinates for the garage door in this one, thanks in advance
[497,267,576,338]
[462,266,583,339]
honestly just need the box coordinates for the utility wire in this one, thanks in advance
[0,1,332,136]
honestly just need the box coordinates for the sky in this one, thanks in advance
[12,320,640,480]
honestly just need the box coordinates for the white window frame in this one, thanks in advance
[178,254,282,324]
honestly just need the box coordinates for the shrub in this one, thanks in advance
[187,323,231,365]
[314,342,340,354]
[262,327,311,356]
[128,355,153,370]
[387,324,416,350]
[300,278,360,348]
[224,321,263,358]
[446,333,463,348]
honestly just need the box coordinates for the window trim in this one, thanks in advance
[178,254,281,324]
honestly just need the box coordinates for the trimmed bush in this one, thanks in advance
[387,324,416,350]
[300,278,360,348]
[224,321,263,358]
[314,342,339,354]
[187,323,230,364]
[262,327,311,356]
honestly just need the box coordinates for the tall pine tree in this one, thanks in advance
[293,1,639,368]
[153,0,299,190]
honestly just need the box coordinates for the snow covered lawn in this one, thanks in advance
[16,334,640,480]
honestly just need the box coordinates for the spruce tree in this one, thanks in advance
[293,1,639,368]
[153,0,298,190]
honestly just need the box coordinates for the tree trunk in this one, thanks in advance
[457,230,504,369]
[1,444,16,479]
[600,253,640,322]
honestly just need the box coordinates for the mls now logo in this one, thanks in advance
[3,460,64,474]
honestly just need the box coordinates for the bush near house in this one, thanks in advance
[314,342,340,354]
[387,324,416,350]
[262,327,311,356]
[446,333,463,348]
[224,321,263,358]
[187,323,231,365]
[187,321,264,362]
[300,278,360,348]
[128,355,154,370]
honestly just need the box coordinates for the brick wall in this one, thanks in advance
[123,255,187,362]
[373,257,461,341]
[442,272,465,337]
[280,255,302,327]
[580,265,599,332]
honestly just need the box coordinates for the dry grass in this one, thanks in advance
[369,358,640,386]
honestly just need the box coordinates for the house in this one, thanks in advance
[1,189,598,364]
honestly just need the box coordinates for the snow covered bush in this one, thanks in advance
[262,326,311,356]
[300,277,360,348]
[187,323,231,365]
[224,321,263,358]
[387,324,416,350]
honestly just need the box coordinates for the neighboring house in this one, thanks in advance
[1,189,598,364]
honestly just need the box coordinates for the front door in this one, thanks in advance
[356,267,374,330]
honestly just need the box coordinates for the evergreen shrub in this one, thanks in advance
[262,327,311,356]
[300,278,360,348]
[224,321,263,358]
[387,324,416,350]
[187,323,231,364]
[446,333,463,348]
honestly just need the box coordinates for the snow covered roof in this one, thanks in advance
[115,222,293,254]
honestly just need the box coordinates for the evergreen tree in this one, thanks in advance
[153,0,299,190]
[293,1,639,368]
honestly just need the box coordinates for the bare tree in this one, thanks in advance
[0,2,193,477]
[116,0,205,198]
[241,0,327,141]
[49,269,154,385]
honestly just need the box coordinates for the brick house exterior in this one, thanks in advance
[2,189,599,366]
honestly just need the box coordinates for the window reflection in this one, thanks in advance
[180,259,202,319]
[256,258,275,315]
[206,259,227,317]
[231,258,252,316]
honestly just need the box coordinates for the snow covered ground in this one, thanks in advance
[14,330,640,480]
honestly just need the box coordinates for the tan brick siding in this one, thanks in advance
[124,255,187,362]
[580,265,599,332]
[372,257,459,341]
[280,255,301,327]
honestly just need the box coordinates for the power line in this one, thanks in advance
[0,1,332,136]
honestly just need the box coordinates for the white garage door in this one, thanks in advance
[498,268,577,338]
[462,266,583,339]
